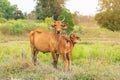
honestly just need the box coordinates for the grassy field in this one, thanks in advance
[0,26,120,80]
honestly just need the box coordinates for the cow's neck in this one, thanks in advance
[55,34,61,40]
[53,31,61,41]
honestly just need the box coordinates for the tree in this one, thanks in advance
[95,0,120,31]
[58,8,75,34]
[35,0,66,20]
[0,0,17,19]
[14,10,24,20]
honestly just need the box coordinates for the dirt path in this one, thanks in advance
[81,38,120,44]
[0,38,120,45]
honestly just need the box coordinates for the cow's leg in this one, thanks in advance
[62,53,68,71]
[51,52,58,68]
[55,53,59,68]
[31,46,35,65]
[32,48,38,65]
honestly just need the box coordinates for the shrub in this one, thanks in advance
[95,10,120,31]
[13,23,23,34]
[0,23,13,35]
[0,18,7,23]
[0,20,49,35]
[73,25,82,33]
[45,17,53,27]
[58,8,75,34]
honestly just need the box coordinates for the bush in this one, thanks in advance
[0,23,13,35]
[45,17,53,27]
[73,25,82,33]
[0,20,49,35]
[13,23,23,34]
[95,11,120,31]
[0,18,7,23]
[58,8,75,34]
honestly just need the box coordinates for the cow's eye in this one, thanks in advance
[61,25,64,27]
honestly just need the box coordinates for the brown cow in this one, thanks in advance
[57,34,80,71]
[29,17,66,68]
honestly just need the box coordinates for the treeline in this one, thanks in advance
[0,0,120,32]
[0,0,75,34]
[95,0,120,31]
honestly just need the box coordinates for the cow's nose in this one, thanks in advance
[56,30,61,34]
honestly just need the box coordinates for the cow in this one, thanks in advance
[29,17,67,68]
[57,34,80,71]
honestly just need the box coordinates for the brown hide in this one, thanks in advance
[29,21,66,67]
[57,34,80,71]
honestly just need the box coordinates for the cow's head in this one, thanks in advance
[51,16,67,34]
[69,34,80,44]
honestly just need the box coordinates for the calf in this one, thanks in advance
[57,34,80,71]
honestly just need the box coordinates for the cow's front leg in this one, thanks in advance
[51,52,58,68]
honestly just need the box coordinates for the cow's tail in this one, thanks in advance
[29,31,35,46]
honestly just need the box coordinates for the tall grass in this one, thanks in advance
[0,20,120,79]
[0,42,120,80]
[0,20,49,35]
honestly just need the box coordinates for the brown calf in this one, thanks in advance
[57,34,80,71]
[29,17,66,68]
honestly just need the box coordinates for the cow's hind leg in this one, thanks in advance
[32,48,38,65]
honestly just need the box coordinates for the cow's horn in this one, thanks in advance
[62,17,65,22]
[52,16,55,22]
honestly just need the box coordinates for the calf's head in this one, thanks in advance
[70,34,80,44]
[51,17,67,35]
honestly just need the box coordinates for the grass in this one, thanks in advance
[0,24,120,80]
[0,41,120,80]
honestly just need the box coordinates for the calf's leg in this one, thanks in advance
[62,53,68,71]
[67,53,72,71]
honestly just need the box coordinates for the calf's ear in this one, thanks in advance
[76,36,80,40]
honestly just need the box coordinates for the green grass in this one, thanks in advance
[0,41,120,80]
[0,23,120,80]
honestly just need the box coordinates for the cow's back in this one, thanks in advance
[30,28,52,52]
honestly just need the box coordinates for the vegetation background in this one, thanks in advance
[0,0,120,80]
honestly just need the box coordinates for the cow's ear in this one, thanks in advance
[62,24,67,29]
[50,25,55,29]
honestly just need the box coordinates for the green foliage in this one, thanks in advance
[13,23,23,34]
[0,20,49,35]
[73,25,82,33]
[0,0,17,19]
[95,0,120,31]
[58,8,75,34]
[0,18,7,23]
[45,17,53,27]
[35,0,66,20]
[14,10,25,20]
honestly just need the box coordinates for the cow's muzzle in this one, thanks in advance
[56,30,61,34]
